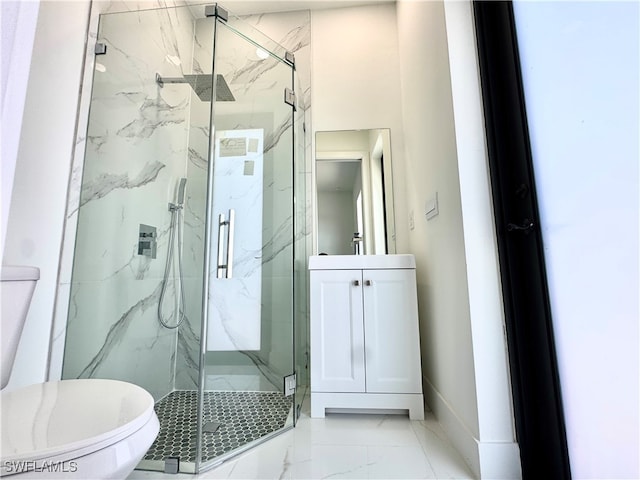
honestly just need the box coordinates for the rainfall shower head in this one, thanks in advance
[155,73,235,102]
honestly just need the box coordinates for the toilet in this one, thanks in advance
[0,266,159,479]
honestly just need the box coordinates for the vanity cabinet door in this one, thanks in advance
[362,268,422,394]
[310,269,366,392]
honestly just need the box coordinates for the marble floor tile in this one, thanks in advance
[303,413,422,447]
[128,400,475,480]
[288,445,369,479]
[410,412,476,479]
[366,445,437,479]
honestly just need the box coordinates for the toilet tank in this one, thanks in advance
[1,266,40,389]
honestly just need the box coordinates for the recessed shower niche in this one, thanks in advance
[61,3,308,474]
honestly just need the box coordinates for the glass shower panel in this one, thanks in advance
[62,4,209,398]
[62,5,214,474]
[198,18,295,468]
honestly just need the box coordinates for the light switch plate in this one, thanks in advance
[425,193,438,220]
[409,210,415,230]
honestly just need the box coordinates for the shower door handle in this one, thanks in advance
[216,209,235,279]
[226,209,235,279]
[216,213,227,279]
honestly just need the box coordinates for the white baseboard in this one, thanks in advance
[478,441,522,479]
[423,377,522,479]
[311,392,425,420]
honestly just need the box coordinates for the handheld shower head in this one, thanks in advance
[177,178,187,205]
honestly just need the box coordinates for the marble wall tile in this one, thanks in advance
[62,278,177,399]
[173,16,211,390]
[173,276,203,391]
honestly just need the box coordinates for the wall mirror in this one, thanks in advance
[315,129,396,255]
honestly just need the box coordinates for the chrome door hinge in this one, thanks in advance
[284,88,296,110]
[205,4,228,21]
[284,373,297,397]
[285,51,295,68]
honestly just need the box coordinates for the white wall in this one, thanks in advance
[316,129,369,152]
[397,0,520,477]
[514,2,639,477]
[3,1,90,389]
[311,2,409,253]
[315,129,373,254]
[317,191,356,254]
[396,0,477,461]
[1,1,40,257]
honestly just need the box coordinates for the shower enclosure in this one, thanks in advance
[61,3,306,474]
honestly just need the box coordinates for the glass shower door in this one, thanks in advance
[197,16,296,470]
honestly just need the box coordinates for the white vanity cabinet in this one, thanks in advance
[309,255,424,420]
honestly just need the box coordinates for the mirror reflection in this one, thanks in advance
[315,129,396,255]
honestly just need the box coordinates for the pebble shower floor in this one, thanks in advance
[144,390,292,463]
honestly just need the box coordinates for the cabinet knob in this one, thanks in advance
[365,280,372,286]
[353,280,360,286]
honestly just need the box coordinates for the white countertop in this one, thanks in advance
[308,254,416,270]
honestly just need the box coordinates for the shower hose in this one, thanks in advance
[158,204,185,329]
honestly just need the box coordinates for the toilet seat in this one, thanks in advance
[1,379,156,472]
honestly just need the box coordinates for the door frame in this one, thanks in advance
[473,2,572,478]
